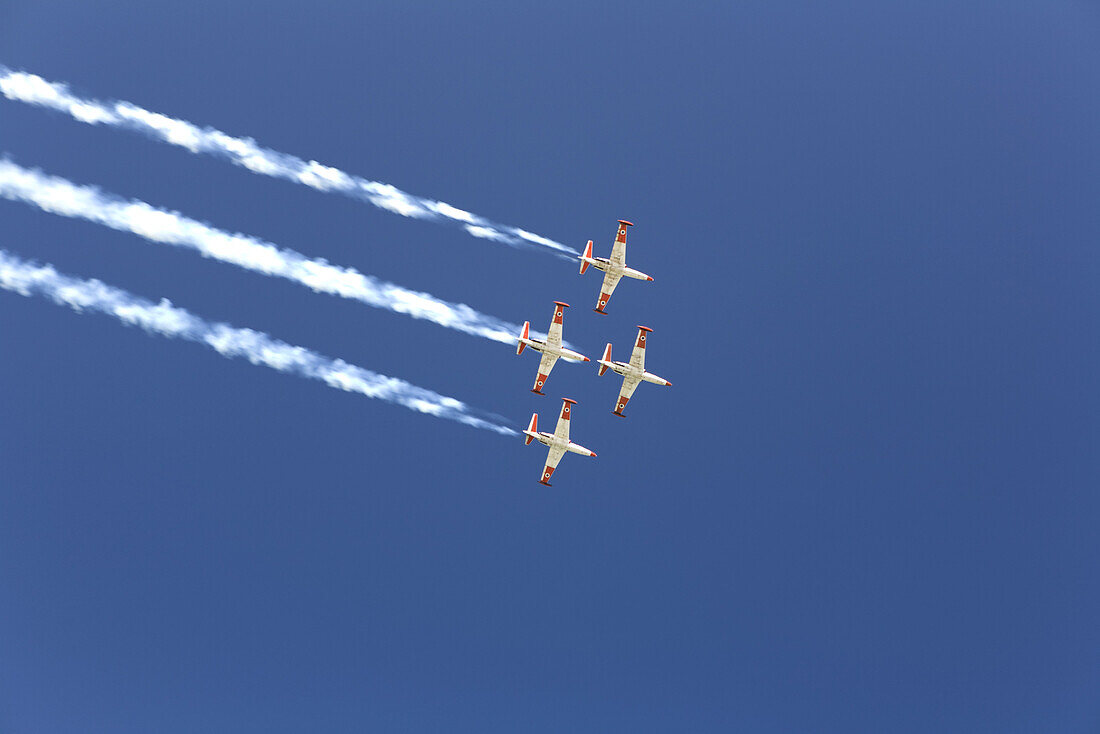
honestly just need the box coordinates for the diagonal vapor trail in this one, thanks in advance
[0,249,516,435]
[0,65,578,259]
[0,158,542,345]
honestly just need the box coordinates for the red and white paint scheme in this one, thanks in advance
[597,326,672,417]
[522,398,597,486]
[578,220,653,314]
[516,301,590,394]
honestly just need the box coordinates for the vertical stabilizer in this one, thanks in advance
[525,413,538,444]
[516,321,530,355]
[579,240,593,274]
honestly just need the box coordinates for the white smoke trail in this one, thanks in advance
[0,249,516,435]
[0,65,578,259]
[0,158,532,344]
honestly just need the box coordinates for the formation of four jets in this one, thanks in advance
[517,221,671,485]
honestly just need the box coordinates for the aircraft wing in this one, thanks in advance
[595,270,622,312]
[629,326,651,370]
[546,302,568,348]
[540,444,567,485]
[532,351,559,393]
[614,375,642,415]
[553,398,576,442]
[610,220,631,266]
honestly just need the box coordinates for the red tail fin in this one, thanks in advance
[598,343,612,376]
[516,321,529,355]
[524,413,538,444]
[579,240,593,274]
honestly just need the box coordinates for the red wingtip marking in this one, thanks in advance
[533,373,549,392]
[665,380,672,386]
[582,356,590,362]
[589,451,597,457]
[646,276,653,281]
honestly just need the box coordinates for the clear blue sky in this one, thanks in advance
[2,1,1099,731]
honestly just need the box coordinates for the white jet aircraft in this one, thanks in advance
[523,398,597,486]
[579,220,653,314]
[597,326,672,417]
[516,301,589,394]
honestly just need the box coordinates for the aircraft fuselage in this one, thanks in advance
[522,430,596,457]
[598,359,670,386]
[516,338,588,363]
[587,257,651,281]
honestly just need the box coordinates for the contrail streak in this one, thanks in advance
[0,249,516,435]
[0,65,577,259]
[0,158,531,344]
